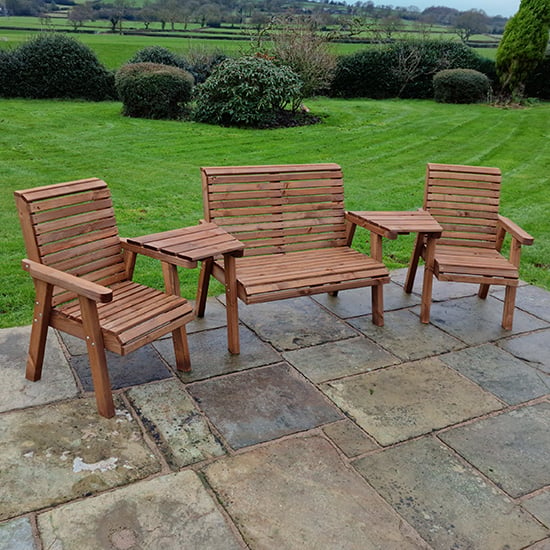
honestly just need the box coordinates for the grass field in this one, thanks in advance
[1,97,549,328]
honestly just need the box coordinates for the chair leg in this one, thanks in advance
[195,259,213,318]
[478,284,490,299]
[502,285,517,330]
[26,280,53,382]
[419,236,436,324]
[405,234,424,294]
[79,296,115,419]
[223,253,240,354]
[371,283,384,326]
[173,326,191,372]
[328,291,339,297]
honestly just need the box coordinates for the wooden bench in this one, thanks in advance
[405,163,534,329]
[195,163,391,352]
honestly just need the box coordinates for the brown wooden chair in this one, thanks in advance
[405,163,534,329]
[195,163,391,353]
[14,178,195,418]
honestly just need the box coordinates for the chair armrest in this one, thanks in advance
[22,259,113,303]
[497,215,534,246]
[345,211,398,239]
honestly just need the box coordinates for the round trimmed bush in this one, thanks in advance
[433,69,491,103]
[193,56,303,128]
[128,46,190,71]
[13,33,114,100]
[115,62,194,120]
[0,49,23,97]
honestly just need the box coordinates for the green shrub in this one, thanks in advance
[115,62,194,120]
[0,49,22,98]
[13,34,114,100]
[433,69,491,103]
[330,40,493,99]
[128,46,190,71]
[193,56,304,128]
[526,53,550,99]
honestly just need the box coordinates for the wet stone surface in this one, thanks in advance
[0,397,159,521]
[499,329,550,374]
[354,437,548,550]
[0,517,35,550]
[522,490,550,527]
[321,358,503,446]
[187,363,343,449]
[38,470,244,550]
[492,284,550,323]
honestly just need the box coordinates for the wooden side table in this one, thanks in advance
[346,210,443,323]
[123,223,245,353]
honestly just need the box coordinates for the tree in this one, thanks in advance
[496,0,550,99]
[454,9,489,43]
[68,3,93,29]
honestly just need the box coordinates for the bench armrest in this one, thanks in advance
[345,211,398,239]
[497,215,534,246]
[22,259,113,303]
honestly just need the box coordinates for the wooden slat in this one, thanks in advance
[15,178,107,203]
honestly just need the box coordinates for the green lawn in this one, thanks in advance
[1,97,549,328]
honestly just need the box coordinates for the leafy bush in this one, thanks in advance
[525,53,550,99]
[128,46,190,71]
[12,34,114,100]
[0,49,22,98]
[185,49,227,84]
[330,40,494,99]
[115,62,194,120]
[433,69,491,103]
[193,56,304,128]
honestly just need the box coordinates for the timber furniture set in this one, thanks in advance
[14,163,534,417]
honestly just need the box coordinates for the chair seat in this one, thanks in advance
[56,280,194,354]
[216,247,390,304]
[434,246,518,281]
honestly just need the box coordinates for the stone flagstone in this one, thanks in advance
[0,326,77,413]
[38,470,244,550]
[283,336,398,384]
[422,296,549,345]
[499,329,550,374]
[350,308,464,361]
[354,437,548,550]
[440,344,550,405]
[321,358,503,445]
[492,284,550,323]
[522,490,550,528]
[0,517,35,550]
[203,436,429,550]
[322,419,379,457]
[440,402,550,498]
[127,379,225,468]
[154,325,281,383]
[187,363,343,449]
[0,398,159,521]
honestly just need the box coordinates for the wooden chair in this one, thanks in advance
[14,178,195,418]
[195,163,391,353]
[405,163,534,329]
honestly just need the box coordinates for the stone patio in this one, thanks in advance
[1,268,549,549]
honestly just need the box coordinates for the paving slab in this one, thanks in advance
[528,539,550,550]
[391,266,479,301]
[322,419,379,457]
[523,490,550,527]
[350,308,464,361]
[187,363,343,449]
[126,379,225,468]
[321,358,503,446]
[354,437,548,550]
[70,344,172,391]
[491,284,550,323]
[154,325,281,383]
[440,402,550,498]
[0,397,159,521]
[440,344,550,405]
[499,329,550,374]
[0,517,36,550]
[37,470,244,550]
[311,282,421,318]
[420,296,549,345]
[0,326,77,413]
[188,297,230,332]
[282,336,398,383]
[203,436,429,550]
[228,296,358,351]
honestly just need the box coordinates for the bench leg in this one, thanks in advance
[223,254,240,354]
[196,259,213,318]
[502,285,516,330]
[478,283,490,299]
[420,236,436,324]
[26,280,53,382]
[173,326,191,372]
[79,296,115,419]
[405,234,424,294]
[371,284,384,326]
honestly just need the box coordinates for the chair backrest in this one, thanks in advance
[201,164,348,256]
[14,178,126,305]
[424,163,502,250]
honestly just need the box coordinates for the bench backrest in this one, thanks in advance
[14,178,126,305]
[425,163,501,250]
[201,164,348,257]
